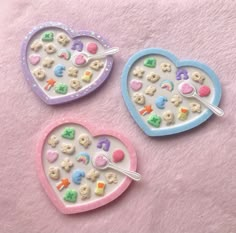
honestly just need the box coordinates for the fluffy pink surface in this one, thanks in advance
[0,0,236,232]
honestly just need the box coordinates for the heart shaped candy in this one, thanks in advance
[46,150,59,163]
[75,54,86,65]
[181,83,193,94]
[122,48,222,136]
[130,80,143,91]
[37,118,137,214]
[21,22,115,105]
[29,54,41,65]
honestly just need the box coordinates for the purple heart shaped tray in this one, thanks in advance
[21,22,116,105]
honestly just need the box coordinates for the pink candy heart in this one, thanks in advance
[181,83,193,94]
[87,42,98,54]
[130,80,143,91]
[46,150,58,163]
[112,149,125,163]
[94,155,108,167]
[29,54,40,65]
[75,54,86,65]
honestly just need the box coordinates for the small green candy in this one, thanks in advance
[55,83,68,94]
[64,189,78,203]
[144,57,156,68]
[147,114,161,128]
[62,127,75,139]
[42,31,54,42]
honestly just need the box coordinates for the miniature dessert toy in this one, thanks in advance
[122,48,224,136]
[36,118,139,214]
[21,22,118,105]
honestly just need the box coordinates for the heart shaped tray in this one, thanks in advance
[122,48,222,136]
[21,22,114,105]
[36,118,137,214]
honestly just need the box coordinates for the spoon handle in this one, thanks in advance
[88,47,119,59]
[108,163,141,181]
[193,94,224,116]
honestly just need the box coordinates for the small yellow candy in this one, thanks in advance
[82,70,93,83]
[178,107,189,121]
[95,181,106,196]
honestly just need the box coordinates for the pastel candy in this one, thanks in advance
[144,57,156,68]
[95,181,106,196]
[176,69,189,80]
[155,96,168,109]
[46,150,59,163]
[58,49,71,60]
[112,149,125,163]
[198,85,211,97]
[54,64,65,77]
[181,83,193,94]
[76,152,90,165]
[82,70,93,83]
[97,138,110,151]
[147,114,161,128]
[95,155,108,167]
[87,42,98,54]
[75,54,86,65]
[71,39,83,51]
[72,169,85,184]
[55,83,68,94]
[64,189,77,203]
[130,80,143,91]
[29,54,40,65]
[42,31,54,42]
[62,127,75,139]
[160,80,174,92]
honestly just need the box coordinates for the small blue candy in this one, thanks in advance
[155,96,168,109]
[54,64,65,77]
[72,169,85,184]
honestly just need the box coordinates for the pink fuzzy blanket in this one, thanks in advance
[0,0,235,232]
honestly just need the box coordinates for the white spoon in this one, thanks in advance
[178,82,224,117]
[71,47,119,67]
[92,154,141,181]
